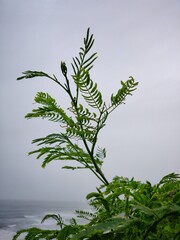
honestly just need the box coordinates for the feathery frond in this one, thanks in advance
[41,214,64,229]
[76,210,96,221]
[28,133,98,169]
[95,147,106,161]
[26,92,74,126]
[109,76,138,112]
[71,28,103,111]
[15,27,180,240]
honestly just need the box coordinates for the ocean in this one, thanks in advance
[0,199,89,240]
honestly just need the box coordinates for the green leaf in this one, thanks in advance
[86,192,101,200]
[57,225,79,240]
[71,217,126,240]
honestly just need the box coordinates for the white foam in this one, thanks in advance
[0,229,16,240]
[0,230,27,240]
[7,224,16,228]
[24,215,37,218]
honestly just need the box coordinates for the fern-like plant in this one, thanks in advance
[14,29,180,240]
[17,28,138,186]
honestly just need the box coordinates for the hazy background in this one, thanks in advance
[0,0,179,202]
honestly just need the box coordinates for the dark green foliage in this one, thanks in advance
[12,228,58,240]
[83,173,180,239]
[13,173,180,239]
[15,28,179,240]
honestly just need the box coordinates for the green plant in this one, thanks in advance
[14,29,180,240]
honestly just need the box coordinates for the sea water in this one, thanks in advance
[0,199,89,240]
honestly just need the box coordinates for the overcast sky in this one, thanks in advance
[0,0,179,202]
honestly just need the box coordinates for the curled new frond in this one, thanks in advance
[95,147,106,162]
[110,76,138,111]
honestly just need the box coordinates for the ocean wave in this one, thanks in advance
[7,224,16,228]
[0,199,89,235]
[0,229,16,240]
[24,215,37,218]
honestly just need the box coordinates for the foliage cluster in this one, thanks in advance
[14,29,180,240]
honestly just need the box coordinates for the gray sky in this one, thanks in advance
[0,0,179,202]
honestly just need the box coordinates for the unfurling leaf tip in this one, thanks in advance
[61,61,67,76]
